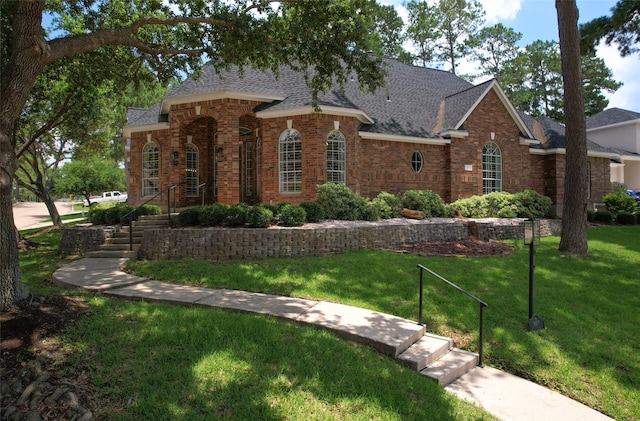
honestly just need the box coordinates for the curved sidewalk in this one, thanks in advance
[53,258,613,421]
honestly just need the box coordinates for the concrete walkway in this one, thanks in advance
[52,258,613,421]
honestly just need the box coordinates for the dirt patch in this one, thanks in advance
[1,294,96,420]
[393,239,515,257]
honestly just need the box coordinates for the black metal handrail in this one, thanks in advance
[121,183,182,252]
[417,264,488,367]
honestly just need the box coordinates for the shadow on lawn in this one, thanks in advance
[72,300,482,420]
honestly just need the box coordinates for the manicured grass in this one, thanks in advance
[62,298,495,420]
[18,229,496,420]
[128,226,640,420]
[40,212,87,223]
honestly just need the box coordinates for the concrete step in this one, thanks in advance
[107,236,143,244]
[85,250,138,259]
[100,243,140,252]
[419,348,478,386]
[121,223,169,231]
[397,333,452,371]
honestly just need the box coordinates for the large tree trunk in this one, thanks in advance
[556,0,588,254]
[0,131,29,311]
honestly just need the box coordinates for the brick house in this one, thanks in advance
[123,57,617,216]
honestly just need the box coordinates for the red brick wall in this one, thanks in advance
[127,89,611,213]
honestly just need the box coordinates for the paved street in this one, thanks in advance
[13,201,81,230]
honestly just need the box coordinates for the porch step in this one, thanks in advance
[397,333,452,371]
[396,332,478,386]
[418,348,478,386]
[85,250,138,259]
[99,243,141,252]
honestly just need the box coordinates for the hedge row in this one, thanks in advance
[87,202,162,225]
[178,184,555,228]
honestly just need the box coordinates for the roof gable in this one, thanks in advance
[442,79,534,139]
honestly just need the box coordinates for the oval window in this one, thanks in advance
[411,151,423,173]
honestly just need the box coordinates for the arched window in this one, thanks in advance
[279,129,302,193]
[482,142,502,194]
[327,130,346,184]
[186,143,199,197]
[411,151,423,173]
[142,142,159,197]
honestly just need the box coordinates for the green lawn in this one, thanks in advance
[19,229,496,421]
[126,225,640,420]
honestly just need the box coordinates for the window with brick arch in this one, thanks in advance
[482,142,502,194]
[186,143,199,197]
[279,129,302,193]
[142,142,159,197]
[327,130,346,184]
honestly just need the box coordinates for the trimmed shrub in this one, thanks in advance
[226,203,250,227]
[316,183,368,220]
[136,204,162,216]
[604,189,636,217]
[88,202,133,225]
[247,205,273,228]
[264,202,288,217]
[179,206,204,226]
[593,210,613,224]
[616,211,637,225]
[513,190,552,218]
[483,192,517,218]
[401,190,446,217]
[279,204,306,226]
[586,209,595,222]
[300,201,324,223]
[450,196,486,218]
[371,192,402,219]
[200,203,230,226]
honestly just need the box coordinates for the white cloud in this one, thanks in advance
[597,41,640,111]
[478,0,522,25]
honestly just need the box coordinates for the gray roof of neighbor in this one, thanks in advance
[526,115,614,155]
[586,107,640,129]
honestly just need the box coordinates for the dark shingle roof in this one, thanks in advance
[443,79,494,130]
[586,107,640,129]
[529,116,615,154]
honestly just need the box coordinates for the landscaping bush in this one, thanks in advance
[300,202,324,223]
[371,191,402,219]
[512,190,552,218]
[136,204,162,216]
[587,209,595,222]
[615,211,637,225]
[200,203,230,226]
[278,204,306,226]
[247,205,273,228]
[88,202,133,225]
[593,210,613,224]
[316,183,368,220]
[179,206,204,226]
[603,189,636,217]
[226,203,250,227]
[483,192,517,218]
[264,202,288,217]
[401,190,446,217]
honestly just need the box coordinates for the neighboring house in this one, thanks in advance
[123,57,616,217]
[586,108,640,191]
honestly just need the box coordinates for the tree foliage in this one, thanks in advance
[467,23,522,82]
[0,0,388,310]
[55,158,126,205]
[580,0,640,57]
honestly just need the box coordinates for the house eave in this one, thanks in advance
[257,105,374,124]
[161,90,286,114]
[123,122,170,138]
[359,131,450,145]
[439,130,469,139]
[529,148,620,159]
[587,119,640,133]
[519,136,540,145]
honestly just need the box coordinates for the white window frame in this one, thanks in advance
[411,151,423,173]
[142,142,159,197]
[482,141,502,194]
[327,130,346,184]
[186,143,199,197]
[279,129,302,193]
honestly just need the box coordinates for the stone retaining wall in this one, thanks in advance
[58,224,120,255]
[59,218,562,260]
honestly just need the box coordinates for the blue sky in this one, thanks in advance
[383,0,640,113]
